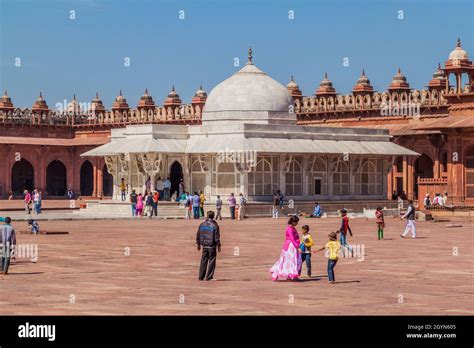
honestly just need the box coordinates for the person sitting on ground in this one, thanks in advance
[27,219,40,235]
[423,194,431,208]
[311,202,322,218]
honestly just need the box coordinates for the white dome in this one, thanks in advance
[449,47,469,60]
[203,64,293,115]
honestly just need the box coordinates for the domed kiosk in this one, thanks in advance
[82,48,418,202]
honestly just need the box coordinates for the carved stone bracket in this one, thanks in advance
[283,155,294,173]
[136,152,162,176]
[104,156,118,176]
[197,154,209,172]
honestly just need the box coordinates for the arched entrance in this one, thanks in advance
[465,146,474,199]
[46,160,67,196]
[102,164,113,196]
[170,161,183,196]
[80,160,94,196]
[414,154,434,198]
[11,159,35,195]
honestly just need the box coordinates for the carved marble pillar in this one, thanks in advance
[136,152,163,194]
[104,155,119,200]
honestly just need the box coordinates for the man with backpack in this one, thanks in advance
[196,211,221,281]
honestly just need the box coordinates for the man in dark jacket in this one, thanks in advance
[1,217,16,275]
[196,211,221,281]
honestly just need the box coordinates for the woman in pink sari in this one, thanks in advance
[270,215,302,281]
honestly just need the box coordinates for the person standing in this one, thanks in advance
[129,189,138,217]
[156,177,164,201]
[183,192,192,219]
[314,232,340,284]
[227,193,236,220]
[192,192,201,219]
[196,211,221,281]
[397,195,404,216]
[152,191,159,217]
[24,190,32,215]
[269,215,302,281]
[400,200,416,239]
[299,225,314,278]
[339,208,353,255]
[67,187,74,200]
[443,192,448,206]
[33,189,42,214]
[238,193,247,220]
[136,193,144,216]
[1,217,16,275]
[215,195,223,220]
[272,193,279,219]
[163,177,171,201]
[375,206,385,240]
[277,190,284,209]
[199,190,206,217]
[120,178,127,201]
[145,192,153,219]
[179,179,185,197]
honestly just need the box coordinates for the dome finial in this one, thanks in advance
[73,93,76,100]
[3,90,7,96]
[199,83,203,90]
[247,46,253,65]
[397,67,401,74]
[324,72,328,79]
[457,37,461,47]
[95,92,99,99]
[362,69,365,76]
[119,90,122,96]
[438,62,441,69]
[144,88,148,95]
[172,85,175,92]
[290,75,294,81]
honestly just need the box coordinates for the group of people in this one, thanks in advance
[120,177,185,203]
[23,189,42,215]
[128,190,159,218]
[423,192,448,207]
[181,192,247,220]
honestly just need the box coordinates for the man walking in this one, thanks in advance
[227,193,236,220]
[215,195,223,220]
[238,193,247,220]
[24,190,32,215]
[196,211,221,281]
[192,192,201,219]
[1,217,16,275]
[130,189,138,217]
[400,200,416,239]
[272,193,279,218]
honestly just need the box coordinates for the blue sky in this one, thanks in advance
[1,0,472,108]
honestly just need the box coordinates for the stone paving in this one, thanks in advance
[0,215,472,315]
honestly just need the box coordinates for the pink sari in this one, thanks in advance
[270,225,302,281]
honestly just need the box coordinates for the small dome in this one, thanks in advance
[432,63,445,80]
[356,69,371,86]
[286,75,302,98]
[389,68,410,90]
[67,94,81,113]
[164,85,182,106]
[112,90,129,110]
[138,88,155,108]
[194,85,207,98]
[90,92,105,113]
[315,72,337,95]
[286,75,299,89]
[0,90,14,110]
[32,92,49,112]
[448,38,469,61]
[353,69,374,94]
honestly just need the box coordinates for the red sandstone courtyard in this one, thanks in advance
[0,216,472,315]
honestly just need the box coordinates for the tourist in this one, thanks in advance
[196,210,221,281]
[156,177,164,201]
[400,199,416,239]
[272,193,279,219]
[215,195,223,220]
[443,192,449,206]
[314,232,340,284]
[24,190,32,215]
[178,179,185,197]
[145,192,153,219]
[129,189,138,217]
[298,225,314,278]
[339,208,353,255]
[177,191,187,206]
[27,219,40,235]
[434,193,444,206]
[311,202,322,218]
[423,193,431,208]
[227,193,236,220]
[120,178,127,201]
[184,192,192,219]
[269,215,302,281]
[136,193,144,216]
[392,190,398,200]
[171,191,178,202]
[1,217,16,275]
[163,177,171,201]
[152,191,159,217]
[199,190,206,217]
[397,195,404,215]
[277,190,284,209]
[33,189,42,214]
[192,192,201,219]
[67,187,74,200]
[145,176,151,193]
[238,193,247,220]
[375,206,385,240]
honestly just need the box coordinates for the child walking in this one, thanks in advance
[298,225,314,277]
[314,232,341,283]
[375,206,385,240]
[339,208,353,256]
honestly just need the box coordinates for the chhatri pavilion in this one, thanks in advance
[81,49,418,202]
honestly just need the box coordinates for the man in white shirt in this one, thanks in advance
[238,193,247,220]
[163,177,171,201]
[156,177,164,200]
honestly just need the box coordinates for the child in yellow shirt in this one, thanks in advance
[298,225,314,277]
[315,231,340,283]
